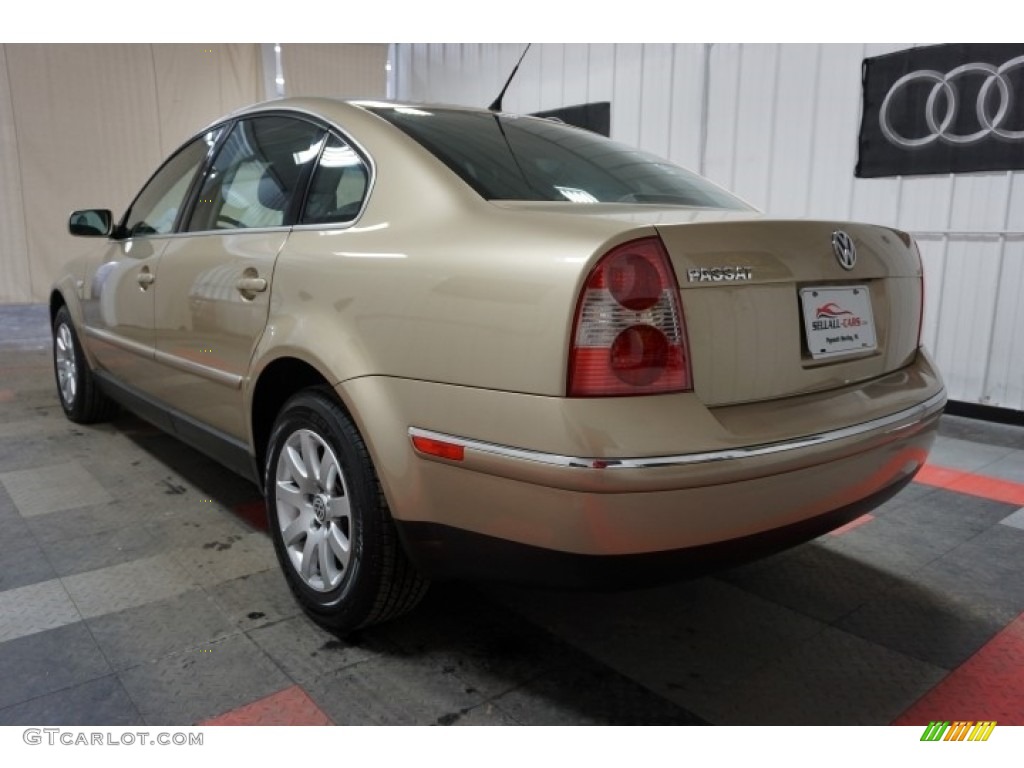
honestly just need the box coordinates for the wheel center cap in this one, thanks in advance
[312,494,329,523]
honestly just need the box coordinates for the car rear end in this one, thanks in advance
[336,103,945,586]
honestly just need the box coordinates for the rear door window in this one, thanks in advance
[186,116,325,232]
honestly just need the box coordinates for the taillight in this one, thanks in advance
[913,238,925,349]
[568,237,692,397]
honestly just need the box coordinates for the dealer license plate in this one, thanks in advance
[800,285,877,360]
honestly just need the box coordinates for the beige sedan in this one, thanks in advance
[51,98,945,632]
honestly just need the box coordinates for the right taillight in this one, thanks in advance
[913,238,925,349]
[568,236,692,397]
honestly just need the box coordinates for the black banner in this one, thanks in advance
[531,102,611,137]
[857,44,1024,178]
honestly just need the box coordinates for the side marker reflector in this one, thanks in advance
[412,435,465,461]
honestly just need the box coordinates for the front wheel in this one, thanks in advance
[52,305,117,423]
[264,390,428,633]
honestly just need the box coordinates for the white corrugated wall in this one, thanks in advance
[392,43,1024,412]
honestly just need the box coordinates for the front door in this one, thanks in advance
[149,116,326,441]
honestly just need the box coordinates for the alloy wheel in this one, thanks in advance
[274,428,353,592]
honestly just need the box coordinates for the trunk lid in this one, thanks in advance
[656,219,922,407]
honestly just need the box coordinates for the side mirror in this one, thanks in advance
[69,209,113,237]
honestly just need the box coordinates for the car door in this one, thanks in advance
[80,130,219,394]
[149,115,326,441]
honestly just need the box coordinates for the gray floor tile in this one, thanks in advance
[926,436,1016,472]
[170,531,277,587]
[712,627,947,725]
[913,524,1024,615]
[938,415,1024,451]
[118,633,290,725]
[720,541,908,621]
[86,590,239,671]
[819,512,972,578]
[1001,507,1024,529]
[206,569,300,629]
[976,450,1024,484]
[0,674,143,726]
[838,581,1017,670]
[41,523,164,579]
[495,578,825,715]
[303,654,487,725]
[0,460,112,516]
[492,658,704,725]
[24,500,146,546]
[886,490,1017,543]
[0,579,81,643]
[0,622,111,710]
[0,534,58,592]
[248,613,382,685]
[449,701,521,725]
[62,554,196,619]
[375,585,584,700]
[144,506,252,549]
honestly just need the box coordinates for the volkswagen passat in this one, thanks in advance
[51,98,946,632]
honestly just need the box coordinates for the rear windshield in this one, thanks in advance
[366,106,751,209]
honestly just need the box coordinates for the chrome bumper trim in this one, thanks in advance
[409,389,946,472]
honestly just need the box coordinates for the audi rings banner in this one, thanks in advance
[857,43,1024,178]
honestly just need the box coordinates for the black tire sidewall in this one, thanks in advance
[264,391,383,629]
[52,307,85,420]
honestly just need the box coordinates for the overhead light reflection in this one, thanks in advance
[320,145,360,168]
[394,106,432,117]
[556,186,599,203]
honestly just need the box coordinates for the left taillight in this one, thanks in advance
[568,236,693,397]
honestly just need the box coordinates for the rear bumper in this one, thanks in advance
[396,471,916,587]
[338,350,945,568]
[407,389,945,494]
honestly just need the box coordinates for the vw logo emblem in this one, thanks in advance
[313,495,328,523]
[879,55,1024,148]
[832,231,857,271]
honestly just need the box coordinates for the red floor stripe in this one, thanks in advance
[893,614,1024,726]
[233,499,268,532]
[0,389,15,402]
[200,685,333,726]
[829,513,875,536]
[916,464,1024,507]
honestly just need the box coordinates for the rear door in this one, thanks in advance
[150,115,326,440]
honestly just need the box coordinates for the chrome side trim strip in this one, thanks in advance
[84,327,152,359]
[85,326,242,388]
[154,350,243,389]
[409,390,946,471]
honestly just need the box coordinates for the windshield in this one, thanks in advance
[365,106,751,209]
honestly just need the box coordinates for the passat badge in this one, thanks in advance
[686,266,753,283]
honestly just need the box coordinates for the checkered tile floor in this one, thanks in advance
[1,304,1022,725]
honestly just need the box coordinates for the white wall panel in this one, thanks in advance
[986,240,1024,410]
[394,43,1024,411]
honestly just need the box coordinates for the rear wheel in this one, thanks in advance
[52,305,117,423]
[264,390,428,633]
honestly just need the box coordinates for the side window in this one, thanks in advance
[300,135,370,225]
[123,130,219,237]
[186,116,325,232]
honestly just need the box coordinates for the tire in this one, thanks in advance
[52,305,118,424]
[264,389,428,633]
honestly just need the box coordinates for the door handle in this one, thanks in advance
[235,277,268,293]
[137,269,155,288]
